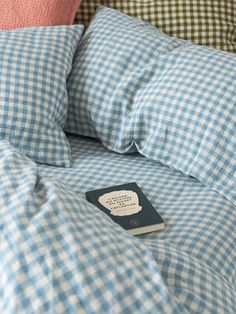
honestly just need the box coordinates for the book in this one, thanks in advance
[86,182,165,236]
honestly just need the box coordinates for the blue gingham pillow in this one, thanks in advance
[66,7,236,205]
[0,25,83,167]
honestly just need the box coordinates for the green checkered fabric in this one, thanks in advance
[75,0,236,52]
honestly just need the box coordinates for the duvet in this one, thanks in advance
[0,139,235,314]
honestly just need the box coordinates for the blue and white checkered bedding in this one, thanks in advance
[66,7,236,206]
[1,135,235,313]
[0,25,83,167]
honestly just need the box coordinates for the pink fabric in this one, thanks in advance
[0,0,81,30]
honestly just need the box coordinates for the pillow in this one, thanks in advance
[0,25,83,166]
[0,0,82,30]
[75,0,236,53]
[66,7,236,205]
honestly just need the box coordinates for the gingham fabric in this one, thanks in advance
[1,136,235,313]
[75,0,236,52]
[66,7,236,205]
[0,25,83,167]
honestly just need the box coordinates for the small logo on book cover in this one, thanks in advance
[130,219,140,227]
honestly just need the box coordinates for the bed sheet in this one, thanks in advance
[38,135,236,286]
[2,135,234,313]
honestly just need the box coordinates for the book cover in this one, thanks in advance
[86,182,165,236]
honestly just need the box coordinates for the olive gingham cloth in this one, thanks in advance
[75,0,236,52]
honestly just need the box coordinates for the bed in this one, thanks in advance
[0,1,235,314]
[0,134,235,313]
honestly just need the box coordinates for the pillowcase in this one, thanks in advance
[66,6,236,205]
[0,25,84,167]
[0,0,82,30]
[75,0,236,53]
